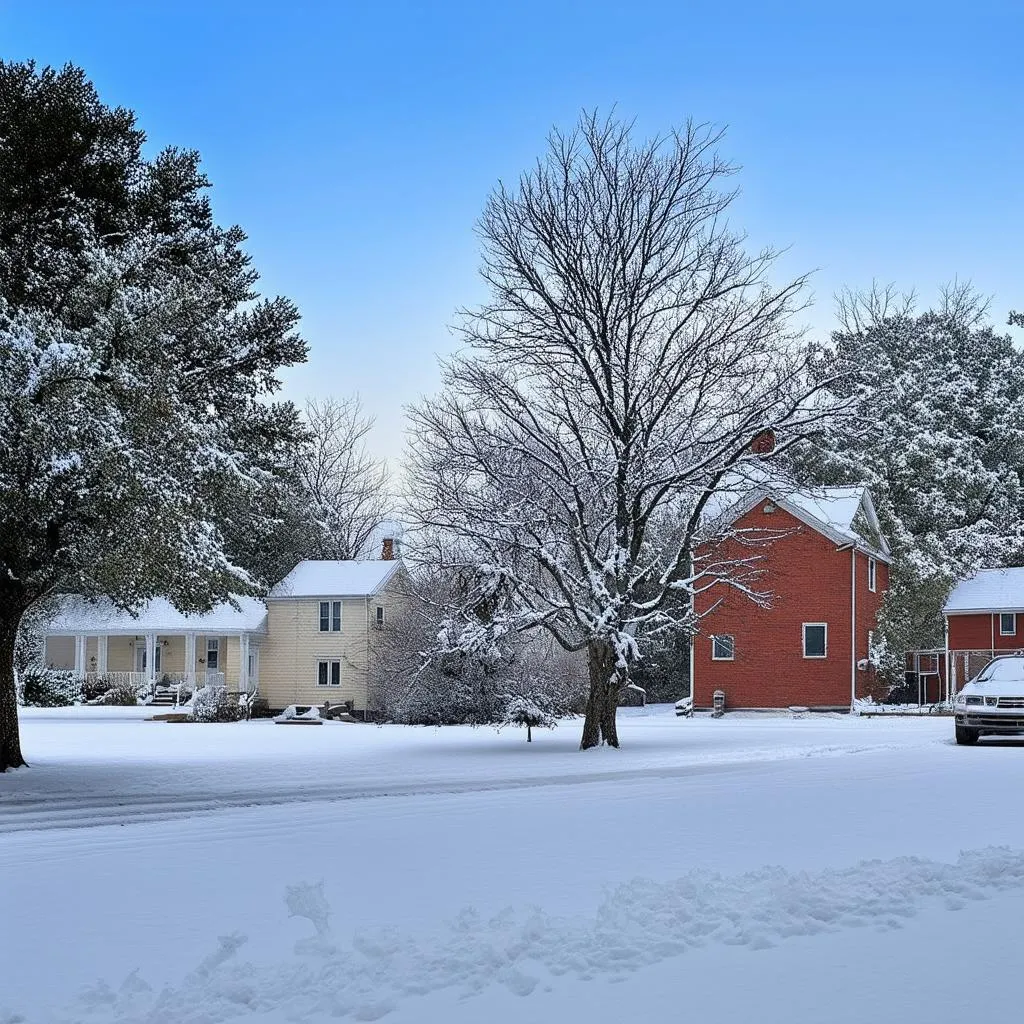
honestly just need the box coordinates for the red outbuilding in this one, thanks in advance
[942,568,1024,692]
[693,484,890,712]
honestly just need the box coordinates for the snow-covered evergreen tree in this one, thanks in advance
[796,285,1024,681]
[0,62,307,770]
[497,693,558,743]
[407,112,840,749]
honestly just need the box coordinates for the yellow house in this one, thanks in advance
[42,558,407,715]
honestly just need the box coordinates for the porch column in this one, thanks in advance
[74,635,87,678]
[96,635,108,675]
[145,632,157,685]
[238,633,250,693]
[185,632,197,685]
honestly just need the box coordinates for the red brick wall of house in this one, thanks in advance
[693,502,887,710]
[948,613,1024,651]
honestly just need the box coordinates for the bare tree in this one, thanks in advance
[299,396,390,560]
[406,112,843,750]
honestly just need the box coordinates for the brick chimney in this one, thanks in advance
[381,537,395,561]
[750,429,776,456]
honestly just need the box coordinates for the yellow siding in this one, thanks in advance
[259,597,374,709]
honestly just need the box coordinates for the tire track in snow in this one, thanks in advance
[0,741,920,835]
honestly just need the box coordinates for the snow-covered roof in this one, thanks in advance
[268,559,402,599]
[45,595,268,636]
[709,474,890,561]
[944,568,1024,615]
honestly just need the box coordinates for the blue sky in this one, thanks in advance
[3,1,1022,459]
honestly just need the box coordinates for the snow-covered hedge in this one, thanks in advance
[17,668,79,707]
[190,687,245,723]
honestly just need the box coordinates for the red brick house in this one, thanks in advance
[942,568,1024,692]
[692,484,890,712]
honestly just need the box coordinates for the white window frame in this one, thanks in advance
[803,623,828,659]
[867,557,877,593]
[1000,613,1017,636]
[316,659,341,686]
[206,637,219,670]
[711,635,735,661]
[376,605,385,627]
[318,601,342,632]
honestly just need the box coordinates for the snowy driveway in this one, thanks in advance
[4,706,1024,1023]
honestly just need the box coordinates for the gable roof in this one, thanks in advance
[268,559,402,599]
[45,595,268,636]
[711,477,891,561]
[944,568,1024,615]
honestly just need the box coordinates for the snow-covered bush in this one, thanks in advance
[190,687,245,723]
[369,571,588,726]
[18,668,78,707]
[497,693,558,742]
[96,679,138,706]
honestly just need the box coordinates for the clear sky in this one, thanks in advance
[3,1,1022,461]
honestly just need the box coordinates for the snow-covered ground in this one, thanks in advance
[3,705,1023,1023]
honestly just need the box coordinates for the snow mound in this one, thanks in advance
[33,846,1024,1022]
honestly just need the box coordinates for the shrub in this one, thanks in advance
[81,674,111,702]
[246,696,273,719]
[97,679,138,706]
[19,669,79,707]
[190,686,246,723]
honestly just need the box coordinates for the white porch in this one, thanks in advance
[51,633,260,692]
[43,594,268,700]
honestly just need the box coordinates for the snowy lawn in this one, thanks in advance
[3,705,1024,1023]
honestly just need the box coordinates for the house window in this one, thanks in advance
[206,638,219,670]
[1000,613,1017,636]
[375,606,385,628]
[319,601,342,632]
[803,623,827,659]
[868,557,877,593]
[711,635,735,660]
[317,659,341,686]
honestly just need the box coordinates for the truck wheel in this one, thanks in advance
[955,725,980,745]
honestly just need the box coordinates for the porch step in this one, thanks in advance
[149,692,178,707]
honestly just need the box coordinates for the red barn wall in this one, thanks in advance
[693,502,886,710]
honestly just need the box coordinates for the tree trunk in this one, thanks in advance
[0,611,27,771]
[527,723,532,742]
[581,639,620,750]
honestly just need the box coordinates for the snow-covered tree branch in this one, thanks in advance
[298,396,390,561]
[406,112,843,750]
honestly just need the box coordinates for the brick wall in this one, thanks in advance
[693,502,886,710]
